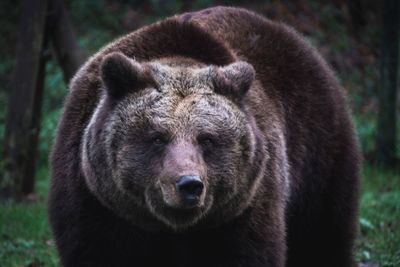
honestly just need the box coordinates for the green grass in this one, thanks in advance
[0,169,58,267]
[0,164,399,266]
[356,165,400,266]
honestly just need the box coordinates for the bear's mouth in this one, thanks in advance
[144,186,213,230]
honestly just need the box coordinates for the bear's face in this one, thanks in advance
[82,53,260,230]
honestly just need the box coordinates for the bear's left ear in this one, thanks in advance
[100,52,153,99]
[212,61,255,99]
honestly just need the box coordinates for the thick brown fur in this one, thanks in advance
[49,6,360,267]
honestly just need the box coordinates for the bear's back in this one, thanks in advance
[54,5,357,201]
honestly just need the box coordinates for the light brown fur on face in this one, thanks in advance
[82,56,261,230]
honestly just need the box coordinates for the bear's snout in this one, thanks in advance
[158,173,206,209]
[176,175,204,207]
[158,141,207,209]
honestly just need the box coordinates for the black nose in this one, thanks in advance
[176,175,204,205]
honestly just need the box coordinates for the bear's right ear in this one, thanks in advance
[211,61,255,100]
[100,52,153,99]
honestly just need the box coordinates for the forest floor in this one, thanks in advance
[0,164,399,267]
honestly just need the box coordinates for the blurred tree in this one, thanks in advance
[376,0,400,167]
[1,0,49,200]
[347,0,366,36]
[49,0,85,84]
[1,0,83,200]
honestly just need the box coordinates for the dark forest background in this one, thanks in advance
[0,0,399,266]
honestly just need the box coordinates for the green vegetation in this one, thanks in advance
[356,165,400,266]
[0,168,58,267]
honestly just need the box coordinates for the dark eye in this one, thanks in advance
[149,134,168,146]
[198,135,216,147]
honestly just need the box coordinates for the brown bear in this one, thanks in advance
[49,6,360,267]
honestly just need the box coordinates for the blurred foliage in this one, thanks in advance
[356,165,400,266]
[0,168,58,267]
[0,0,399,266]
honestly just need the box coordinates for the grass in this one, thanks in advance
[356,165,400,266]
[0,168,58,267]
[0,164,399,266]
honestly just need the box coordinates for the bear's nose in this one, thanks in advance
[176,175,204,206]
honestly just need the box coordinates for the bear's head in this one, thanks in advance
[82,52,268,231]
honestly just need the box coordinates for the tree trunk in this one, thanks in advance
[376,0,400,167]
[1,0,49,200]
[49,0,84,84]
[347,0,366,35]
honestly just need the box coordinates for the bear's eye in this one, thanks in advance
[148,133,168,146]
[198,135,216,147]
[150,134,168,146]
